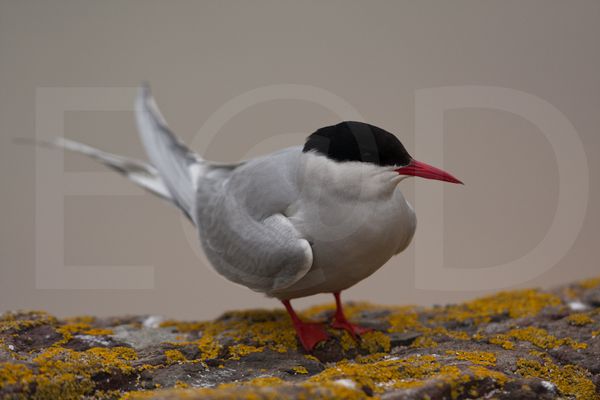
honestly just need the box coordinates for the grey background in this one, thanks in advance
[1,0,598,319]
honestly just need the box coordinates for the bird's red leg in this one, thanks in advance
[282,299,329,351]
[330,292,372,340]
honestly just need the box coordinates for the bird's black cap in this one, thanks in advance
[303,121,412,167]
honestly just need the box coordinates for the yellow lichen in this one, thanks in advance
[0,311,57,334]
[304,354,320,363]
[164,349,187,363]
[439,290,562,325]
[52,322,112,347]
[489,336,515,350]
[338,330,390,353]
[82,328,113,336]
[468,365,508,384]
[217,375,285,390]
[0,346,137,399]
[166,309,300,357]
[491,327,587,351]
[387,306,421,333]
[516,358,599,400]
[197,332,222,360]
[159,320,205,333]
[411,336,438,348]
[123,380,367,400]
[0,363,33,389]
[567,313,594,326]
[447,350,497,366]
[360,331,391,353]
[227,344,263,360]
[291,366,309,374]
[579,276,600,289]
[2,284,594,399]
[308,354,441,393]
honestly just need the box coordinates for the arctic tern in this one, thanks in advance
[45,85,462,351]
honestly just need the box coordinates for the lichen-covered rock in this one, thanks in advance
[1,277,599,400]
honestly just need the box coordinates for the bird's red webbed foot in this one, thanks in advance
[330,292,372,340]
[282,300,329,351]
[292,321,330,351]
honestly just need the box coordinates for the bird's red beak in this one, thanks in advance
[395,159,463,184]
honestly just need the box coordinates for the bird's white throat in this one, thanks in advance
[298,151,403,201]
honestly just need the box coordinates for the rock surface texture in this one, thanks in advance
[1,277,600,400]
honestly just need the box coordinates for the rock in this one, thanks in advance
[1,278,599,399]
[389,331,421,347]
[583,288,600,307]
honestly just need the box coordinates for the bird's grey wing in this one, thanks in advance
[197,152,313,294]
[135,84,203,223]
[28,137,173,202]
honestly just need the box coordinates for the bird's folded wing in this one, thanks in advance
[197,193,313,293]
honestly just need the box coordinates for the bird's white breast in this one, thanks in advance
[269,153,416,299]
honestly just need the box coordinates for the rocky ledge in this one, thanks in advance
[1,277,600,400]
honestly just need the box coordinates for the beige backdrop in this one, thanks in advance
[1,0,599,320]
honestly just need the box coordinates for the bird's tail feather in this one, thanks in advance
[16,137,195,218]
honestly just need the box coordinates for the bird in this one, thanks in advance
[42,84,462,351]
